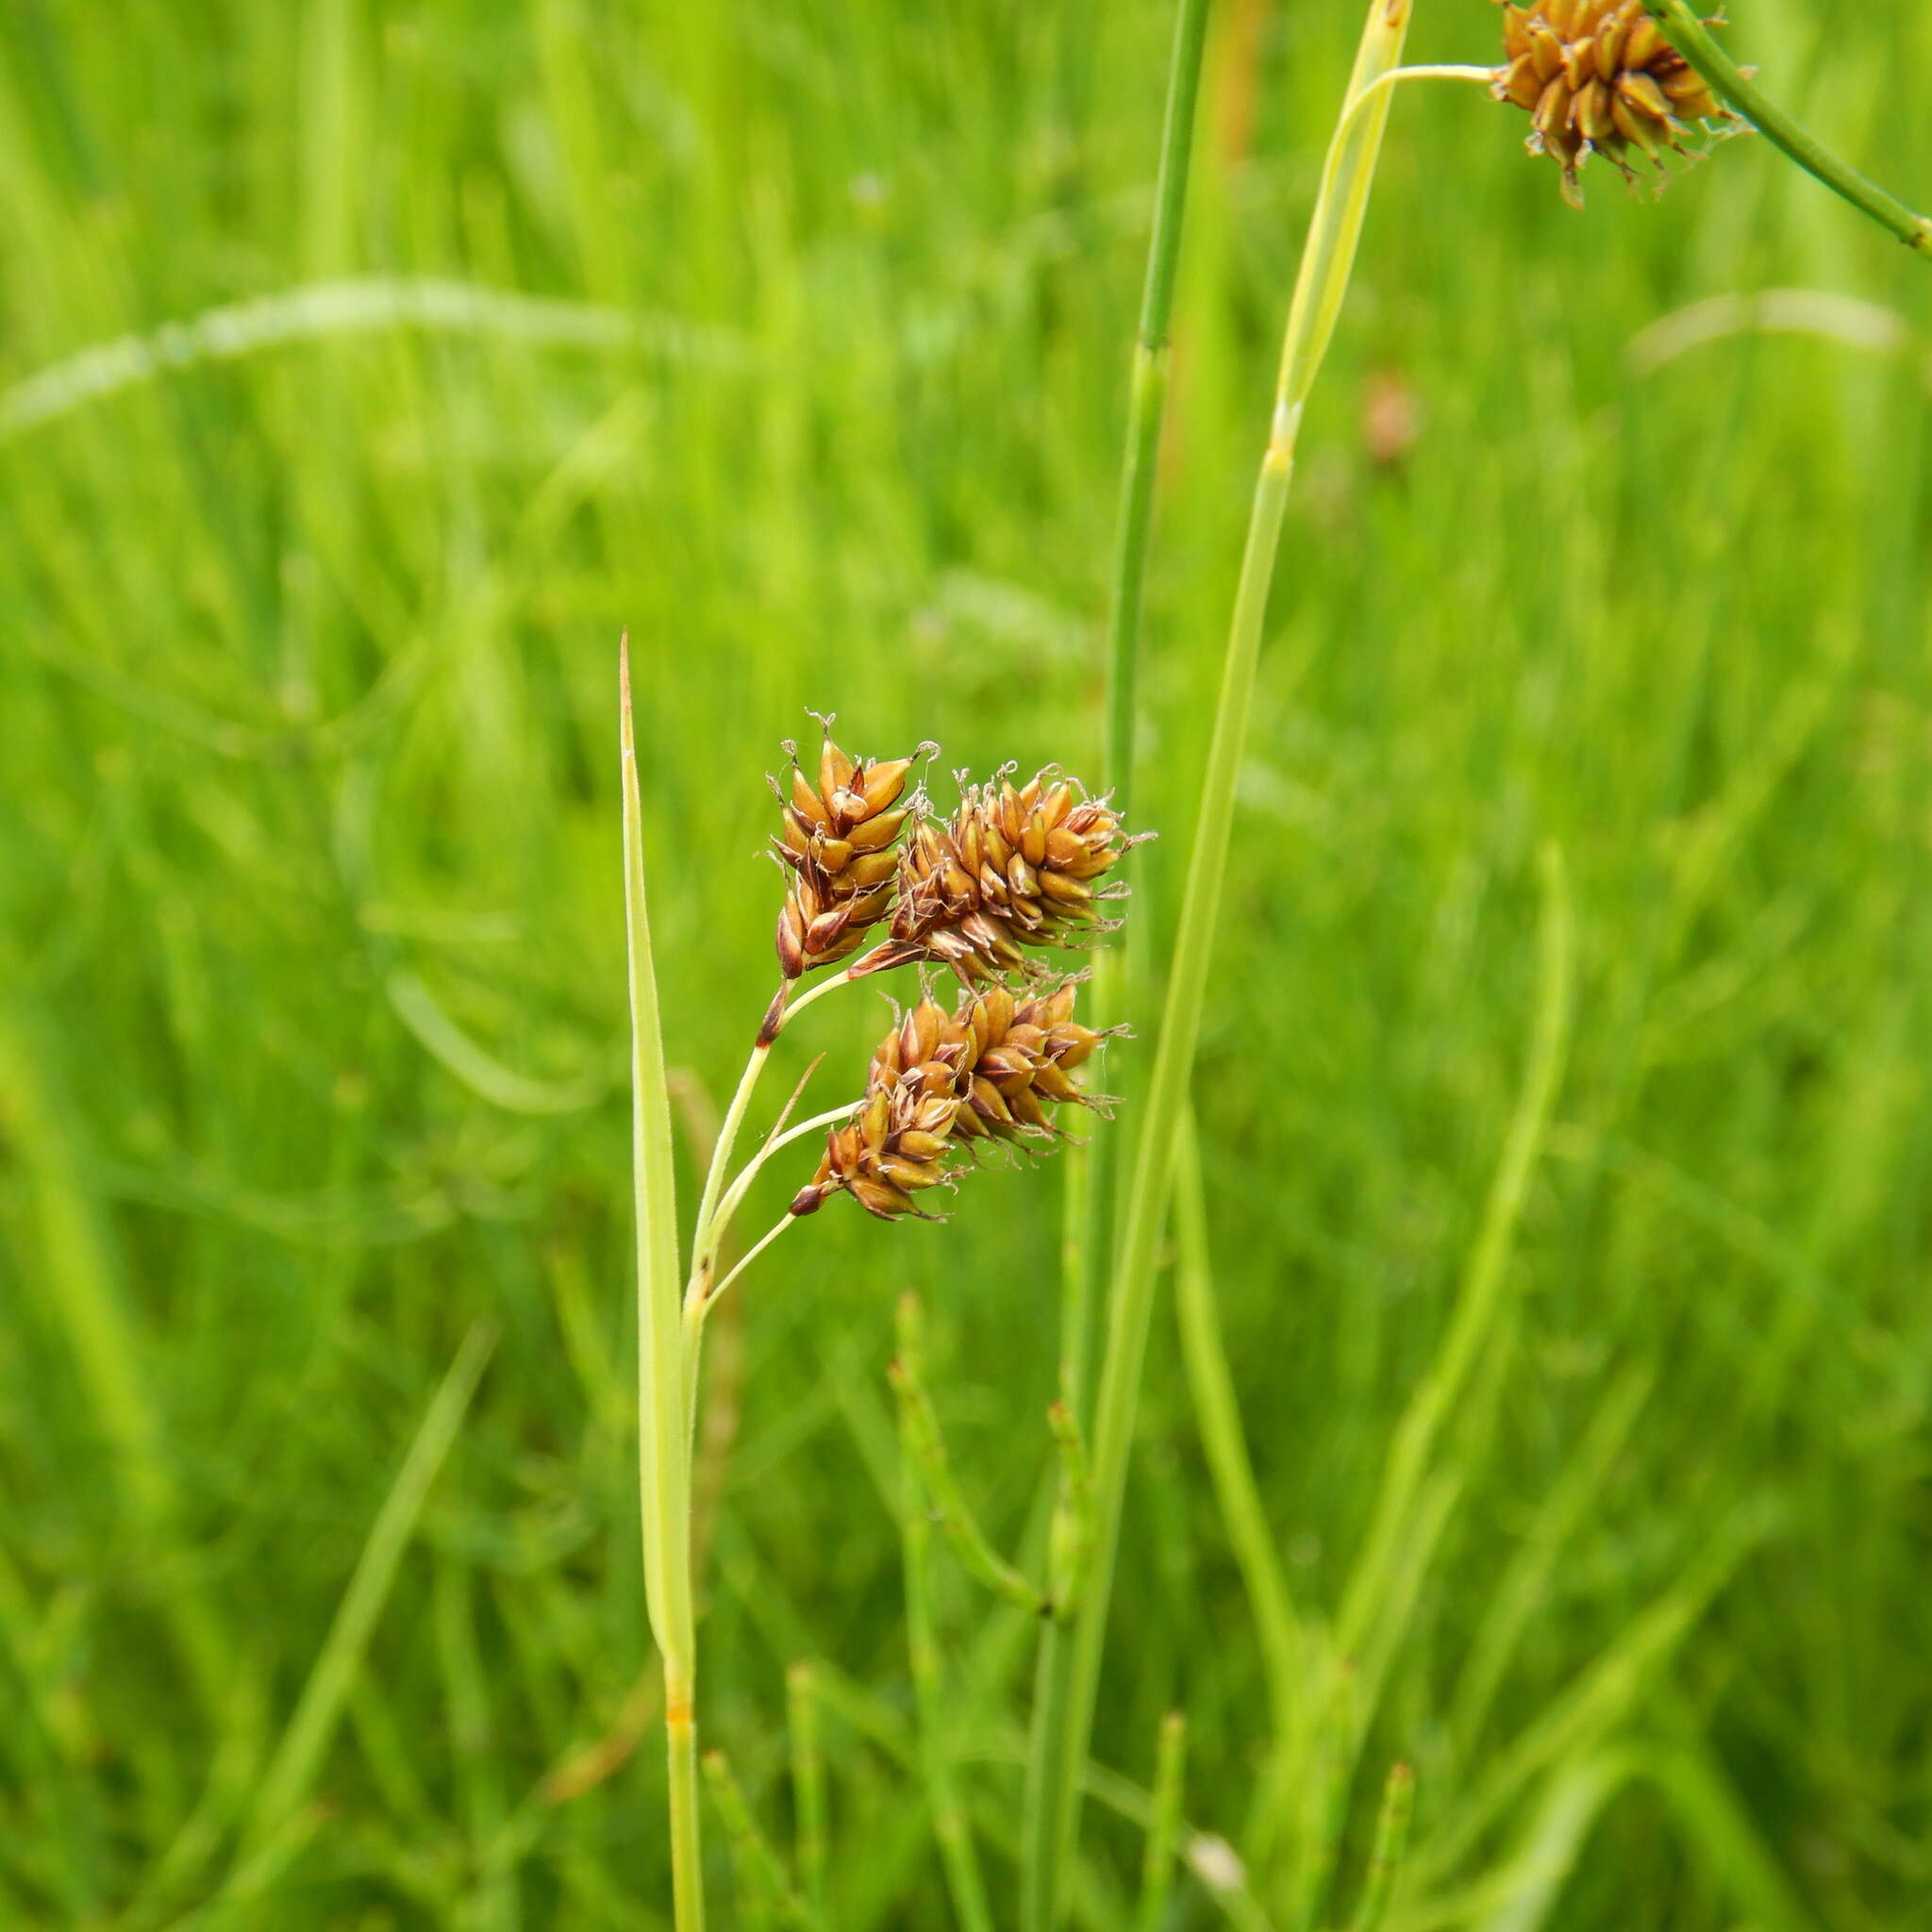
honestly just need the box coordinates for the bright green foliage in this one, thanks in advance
[1,3,1929,1928]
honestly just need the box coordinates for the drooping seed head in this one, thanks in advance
[790,976,1124,1220]
[1492,1,1737,208]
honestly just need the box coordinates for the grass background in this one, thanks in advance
[3,0,1930,1924]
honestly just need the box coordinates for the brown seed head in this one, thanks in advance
[879,769,1138,982]
[790,977,1122,1220]
[1492,1,1735,208]
[772,717,925,978]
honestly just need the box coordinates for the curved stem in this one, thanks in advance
[1347,62,1496,119]
[687,969,855,1295]
[703,1213,797,1313]
[708,1103,862,1255]
[1644,0,1932,258]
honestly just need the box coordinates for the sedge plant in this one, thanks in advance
[619,645,1145,1928]
[621,6,1930,1926]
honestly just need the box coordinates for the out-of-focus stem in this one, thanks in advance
[897,1306,996,1932]
[1134,1712,1189,1932]
[787,1664,828,1928]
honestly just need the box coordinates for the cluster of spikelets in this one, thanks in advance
[769,719,1140,1221]
[791,981,1119,1221]
[1492,1,1737,207]
[773,722,1137,990]
[773,732,923,978]
[885,773,1131,980]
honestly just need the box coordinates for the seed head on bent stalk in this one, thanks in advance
[624,677,1143,1927]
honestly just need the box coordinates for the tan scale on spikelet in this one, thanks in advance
[876,769,1138,983]
[790,978,1119,1220]
[772,720,924,979]
[1492,1,1736,207]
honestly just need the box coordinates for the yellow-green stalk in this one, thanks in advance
[1022,7,1421,1923]
[1027,0,1211,1911]
[621,640,704,1931]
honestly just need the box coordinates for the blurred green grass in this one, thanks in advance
[3,0,1929,1925]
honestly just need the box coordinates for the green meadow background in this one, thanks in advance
[4,0,1929,1925]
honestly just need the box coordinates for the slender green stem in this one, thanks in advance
[1101,0,1211,824]
[1032,5,1210,1922]
[1040,441,1297,1927]
[1134,1712,1188,1932]
[702,1750,812,1929]
[786,1663,828,1928]
[1334,844,1574,1659]
[621,639,704,1932]
[1345,1764,1414,1932]
[688,969,852,1295]
[1044,1395,1094,1622]
[1351,62,1493,106]
[1070,0,1209,1456]
[1024,9,1418,1925]
[708,1100,861,1248]
[1298,1658,1358,1932]
[1172,1108,1304,1852]
[1645,0,1932,258]
[702,1212,797,1314]
[242,1322,497,1857]
[690,1034,776,1286]
[891,1293,1046,1616]
[897,1308,996,1932]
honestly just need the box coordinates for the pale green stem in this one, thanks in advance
[898,1317,997,1932]
[694,1212,796,1324]
[1299,1657,1359,1931]
[1069,0,1209,1463]
[707,1101,862,1250]
[1334,844,1574,1659]
[1033,4,1211,1922]
[241,1323,497,1857]
[621,640,704,1932]
[1024,8,1420,1924]
[702,1750,813,1929]
[891,1292,1047,1616]
[1101,0,1213,830]
[1345,1763,1415,1932]
[1644,0,1932,258]
[786,1663,829,1928]
[1043,1395,1094,1621]
[688,969,851,1296]
[1172,1107,1304,1856]
[1134,1712,1188,1932]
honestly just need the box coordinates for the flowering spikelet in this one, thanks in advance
[772,719,923,979]
[790,978,1119,1220]
[877,769,1137,982]
[1492,1,1735,207]
[946,978,1117,1148]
